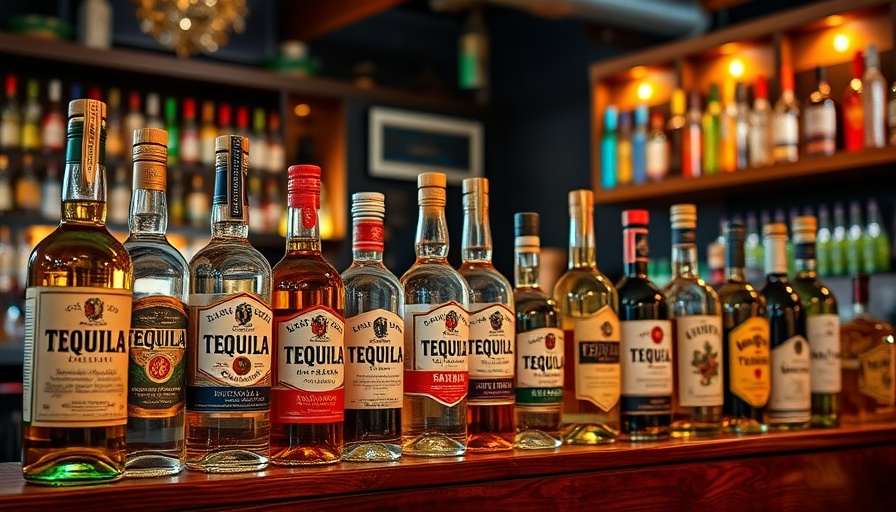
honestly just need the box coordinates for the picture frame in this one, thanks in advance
[368,106,484,184]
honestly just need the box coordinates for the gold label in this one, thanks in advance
[728,316,770,407]
[133,161,167,191]
[859,343,894,405]
[128,296,187,418]
[82,101,103,184]
[572,305,620,412]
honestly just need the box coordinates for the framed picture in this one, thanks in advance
[368,106,484,184]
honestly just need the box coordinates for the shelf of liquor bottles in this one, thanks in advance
[0,422,894,511]
[588,0,895,207]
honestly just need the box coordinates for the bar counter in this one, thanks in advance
[1,423,895,511]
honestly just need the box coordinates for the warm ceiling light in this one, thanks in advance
[637,82,653,101]
[834,33,850,53]
[134,0,249,58]
[728,58,745,78]
[294,103,311,117]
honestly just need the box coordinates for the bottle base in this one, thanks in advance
[23,455,124,486]
[670,420,722,438]
[270,444,342,466]
[342,442,402,462]
[185,449,269,473]
[514,430,563,450]
[722,417,768,436]
[561,422,618,445]
[402,433,467,458]
[810,414,839,429]
[617,428,671,442]
[768,421,810,432]
[125,454,185,478]
[466,433,515,453]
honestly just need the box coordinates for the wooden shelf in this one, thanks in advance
[593,145,896,206]
[1,423,894,510]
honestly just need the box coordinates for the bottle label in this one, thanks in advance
[807,314,841,393]
[404,301,470,407]
[273,306,345,423]
[42,118,65,151]
[674,315,724,407]
[728,316,771,407]
[187,292,272,412]
[22,287,132,428]
[859,343,895,405]
[571,305,620,412]
[516,327,564,405]
[769,335,811,422]
[213,136,247,220]
[620,319,672,414]
[645,139,669,180]
[468,303,515,403]
[128,296,187,418]
[805,105,836,155]
[0,122,19,150]
[344,309,403,410]
[773,113,799,145]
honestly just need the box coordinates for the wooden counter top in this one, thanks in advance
[2,423,896,511]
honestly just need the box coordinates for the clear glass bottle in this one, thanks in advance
[761,223,810,430]
[400,172,470,457]
[632,105,648,184]
[179,97,200,166]
[863,199,891,274]
[791,215,840,429]
[459,177,515,453]
[646,109,669,182]
[186,135,272,473]
[21,78,42,153]
[662,204,723,437]
[734,81,750,171]
[553,189,619,445]
[863,44,887,149]
[839,274,896,424]
[616,210,672,441]
[22,98,134,485]
[41,79,65,154]
[123,127,188,477]
[805,66,837,157]
[271,164,345,465]
[773,67,800,164]
[512,212,563,449]
[600,105,618,190]
[341,191,404,462]
[718,220,769,434]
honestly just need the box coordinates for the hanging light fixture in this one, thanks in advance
[133,0,249,58]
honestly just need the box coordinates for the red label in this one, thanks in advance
[271,387,344,423]
[404,370,468,407]
[353,221,384,252]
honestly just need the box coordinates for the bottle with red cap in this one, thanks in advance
[0,74,21,151]
[270,164,346,465]
[616,209,672,441]
[750,75,773,168]
[844,51,865,152]
[773,66,800,164]
[180,97,200,165]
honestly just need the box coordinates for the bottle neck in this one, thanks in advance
[351,216,383,263]
[764,236,788,276]
[726,237,748,282]
[211,141,249,239]
[129,188,168,236]
[286,204,321,252]
[514,235,541,288]
[671,226,698,278]
[462,201,492,263]
[568,204,596,269]
[62,115,107,225]
[793,240,817,276]
[416,203,449,260]
[623,225,649,277]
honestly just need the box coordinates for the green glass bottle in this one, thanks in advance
[845,201,864,276]
[816,204,833,278]
[830,203,847,276]
[164,96,179,165]
[862,199,891,274]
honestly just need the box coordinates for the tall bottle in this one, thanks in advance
[816,204,833,278]
[749,75,773,168]
[761,223,810,430]
[123,128,188,476]
[718,220,769,434]
[683,89,703,178]
[702,83,722,174]
[830,202,848,276]
[186,135,272,473]
[600,105,618,190]
[863,44,887,149]
[0,74,21,151]
[616,210,672,441]
[790,215,840,429]
[400,172,470,457]
[22,98,134,485]
[721,79,738,172]
[341,192,403,462]
[179,97,200,166]
[459,177,515,452]
[744,211,765,286]
[553,189,619,444]
[271,164,345,465]
[617,111,633,186]
[632,105,648,184]
[662,204,723,437]
[863,199,891,274]
[733,82,750,171]
[805,66,837,157]
[41,79,65,155]
[844,50,865,152]
[773,66,800,164]
[666,88,686,178]
[839,274,896,424]
[512,212,564,449]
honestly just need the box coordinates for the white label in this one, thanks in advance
[572,305,620,412]
[645,139,669,180]
[805,105,837,139]
[344,309,403,409]
[807,314,841,393]
[468,303,515,379]
[404,301,469,406]
[0,121,20,149]
[276,306,345,391]
[773,113,799,145]
[23,287,132,427]
[267,143,285,173]
[620,319,673,396]
[769,335,811,423]
[674,315,724,407]
[516,327,564,393]
[191,292,272,387]
[200,136,216,166]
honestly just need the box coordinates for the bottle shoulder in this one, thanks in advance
[553,267,617,297]
[617,275,666,306]
[401,260,469,306]
[272,253,344,289]
[791,275,838,310]
[342,263,403,295]
[189,238,272,277]
[459,263,513,306]
[31,223,133,277]
[760,276,803,310]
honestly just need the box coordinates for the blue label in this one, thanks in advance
[186,385,270,412]
[213,167,227,206]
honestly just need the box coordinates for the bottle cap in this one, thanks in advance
[514,212,539,237]
[132,128,169,190]
[792,215,817,243]
[670,88,685,115]
[622,209,649,227]
[288,165,321,226]
[670,203,697,229]
[763,222,788,238]
[418,171,447,206]
[568,189,592,210]
[754,75,767,101]
[780,66,794,93]
[68,98,106,118]
[351,191,385,220]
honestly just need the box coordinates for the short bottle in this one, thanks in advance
[790,215,840,429]
[341,192,404,462]
[839,274,896,424]
[186,135,272,473]
[459,177,515,453]
[616,210,672,441]
[553,189,620,444]
[271,164,346,465]
[400,172,470,457]
[512,212,564,449]
[662,204,723,438]
[718,220,769,434]
[123,128,188,477]
[761,223,810,430]
[22,98,134,485]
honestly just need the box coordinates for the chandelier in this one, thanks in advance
[133,0,249,58]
